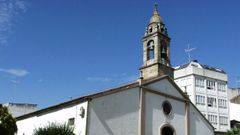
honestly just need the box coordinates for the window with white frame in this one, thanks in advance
[218,99,227,109]
[208,114,217,125]
[219,116,228,126]
[217,82,226,92]
[195,77,204,88]
[207,80,215,90]
[196,95,205,105]
[207,97,217,107]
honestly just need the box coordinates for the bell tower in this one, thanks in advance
[140,4,174,80]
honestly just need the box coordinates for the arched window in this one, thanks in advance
[160,40,168,65]
[161,125,175,135]
[147,40,154,60]
[149,27,153,33]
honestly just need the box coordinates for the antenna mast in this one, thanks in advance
[236,79,240,88]
[185,44,196,63]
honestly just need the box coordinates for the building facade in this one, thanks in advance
[228,88,240,100]
[174,60,230,132]
[2,103,37,118]
[228,88,240,125]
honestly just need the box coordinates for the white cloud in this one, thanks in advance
[37,79,43,83]
[11,79,20,84]
[0,0,28,46]
[121,75,138,82]
[85,73,138,83]
[86,77,110,82]
[0,68,29,77]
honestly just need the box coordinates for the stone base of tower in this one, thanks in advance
[140,62,174,80]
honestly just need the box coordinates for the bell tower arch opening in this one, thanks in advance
[160,40,168,66]
[147,40,155,60]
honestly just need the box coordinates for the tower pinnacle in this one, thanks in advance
[149,3,162,25]
[154,3,159,15]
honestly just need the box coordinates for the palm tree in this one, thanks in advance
[33,122,75,135]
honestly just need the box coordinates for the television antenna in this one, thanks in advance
[236,79,240,88]
[185,44,196,63]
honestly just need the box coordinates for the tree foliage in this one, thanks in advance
[0,105,18,135]
[33,122,75,135]
[227,128,240,135]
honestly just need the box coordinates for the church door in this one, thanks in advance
[161,126,174,135]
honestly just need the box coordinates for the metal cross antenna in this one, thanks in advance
[154,2,158,10]
[185,44,196,63]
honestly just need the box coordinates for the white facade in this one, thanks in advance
[16,76,214,135]
[174,61,230,132]
[228,89,240,122]
[144,79,214,135]
[229,102,240,121]
[228,88,240,100]
[17,101,88,135]
[87,88,139,135]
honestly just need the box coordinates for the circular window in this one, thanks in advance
[162,101,172,115]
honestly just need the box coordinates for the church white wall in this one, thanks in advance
[147,79,184,99]
[144,92,186,135]
[87,88,139,135]
[189,104,214,135]
[17,101,88,135]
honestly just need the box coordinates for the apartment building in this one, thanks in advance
[174,60,230,132]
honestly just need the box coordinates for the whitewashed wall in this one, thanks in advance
[145,92,186,135]
[87,88,139,135]
[17,101,88,135]
[147,79,184,99]
[145,78,214,135]
[189,104,214,135]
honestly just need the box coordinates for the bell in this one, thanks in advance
[150,45,154,50]
[161,47,166,54]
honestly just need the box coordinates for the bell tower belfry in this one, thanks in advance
[140,4,174,80]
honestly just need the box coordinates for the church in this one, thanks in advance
[16,5,215,135]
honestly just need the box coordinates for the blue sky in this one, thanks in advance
[0,0,240,108]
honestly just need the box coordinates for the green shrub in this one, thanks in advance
[33,122,75,135]
[227,128,240,135]
[0,105,17,135]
